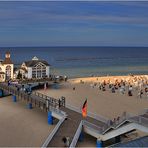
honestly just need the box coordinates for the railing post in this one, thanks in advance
[78,131,84,142]
[27,102,33,109]
[96,139,102,148]
[12,95,17,102]
[48,111,53,125]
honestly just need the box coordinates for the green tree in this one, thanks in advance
[17,71,22,79]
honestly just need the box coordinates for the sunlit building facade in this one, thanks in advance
[0,51,14,82]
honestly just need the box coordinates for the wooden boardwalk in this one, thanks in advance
[1,82,148,147]
[0,83,65,112]
[48,107,106,147]
[0,82,107,147]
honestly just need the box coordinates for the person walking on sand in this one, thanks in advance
[137,89,143,99]
[128,85,133,96]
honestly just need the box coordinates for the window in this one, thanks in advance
[32,62,47,78]
[6,65,11,80]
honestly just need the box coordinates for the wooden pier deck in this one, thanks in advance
[0,82,107,147]
[1,82,148,147]
[48,107,106,147]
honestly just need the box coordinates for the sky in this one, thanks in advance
[0,1,148,47]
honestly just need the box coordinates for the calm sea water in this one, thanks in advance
[0,47,148,78]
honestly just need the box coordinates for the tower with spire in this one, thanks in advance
[0,51,14,82]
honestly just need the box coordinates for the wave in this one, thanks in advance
[56,56,148,62]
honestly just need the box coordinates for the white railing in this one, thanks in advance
[129,116,148,127]
[69,121,83,148]
[83,120,103,133]
[66,103,109,124]
[87,112,108,124]
[66,103,81,114]
[41,117,66,148]
[49,106,67,117]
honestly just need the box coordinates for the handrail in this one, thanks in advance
[49,106,67,117]
[129,116,148,127]
[66,103,109,124]
[69,121,83,148]
[41,117,66,148]
[82,120,103,133]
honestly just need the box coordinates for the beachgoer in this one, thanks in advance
[138,89,143,98]
[110,120,113,126]
[62,136,67,146]
[102,86,106,91]
[117,116,120,124]
[119,87,124,94]
[59,98,61,108]
[17,87,20,92]
[73,87,75,90]
[129,85,133,91]
[128,90,132,96]
[66,137,70,147]
[111,87,115,93]
[113,118,116,125]
[99,85,102,90]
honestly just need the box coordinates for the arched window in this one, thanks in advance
[32,63,46,78]
[6,65,11,80]
[36,64,42,78]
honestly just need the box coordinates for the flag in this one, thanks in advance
[82,99,87,117]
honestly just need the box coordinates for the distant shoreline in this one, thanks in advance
[69,74,148,84]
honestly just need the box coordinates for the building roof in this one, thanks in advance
[24,60,50,67]
[6,51,10,54]
[2,58,13,64]
[112,136,148,147]
[20,67,28,72]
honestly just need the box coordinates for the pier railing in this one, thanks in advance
[41,116,66,148]
[101,111,148,134]
[83,120,103,133]
[66,103,109,124]
[0,83,65,113]
[70,121,83,148]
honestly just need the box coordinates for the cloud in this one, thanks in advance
[0,1,148,27]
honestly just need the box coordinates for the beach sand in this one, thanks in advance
[0,96,54,147]
[38,75,148,119]
[36,75,148,147]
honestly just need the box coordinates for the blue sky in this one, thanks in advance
[0,1,148,47]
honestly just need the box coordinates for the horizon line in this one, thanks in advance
[0,45,148,48]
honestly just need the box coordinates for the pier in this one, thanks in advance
[0,82,148,147]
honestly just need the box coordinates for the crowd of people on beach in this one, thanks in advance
[85,75,148,99]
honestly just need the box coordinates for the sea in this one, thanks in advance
[0,46,148,78]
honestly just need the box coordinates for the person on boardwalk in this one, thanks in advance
[62,136,67,146]
[62,136,70,147]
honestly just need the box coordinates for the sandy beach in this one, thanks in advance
[38,75,148,119]
[0,96,54,147]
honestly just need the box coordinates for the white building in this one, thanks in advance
[0,51,14,82]
[16,57,51,79]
